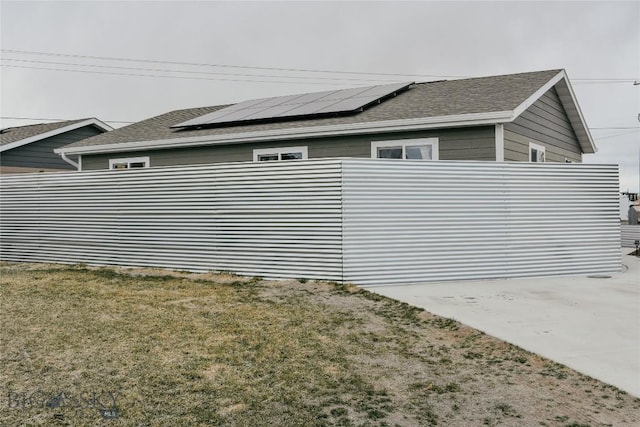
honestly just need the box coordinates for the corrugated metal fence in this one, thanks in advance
[0,160,344,280]
[0,159,621,285]
[621,225,640,248]
[341,160,621,285]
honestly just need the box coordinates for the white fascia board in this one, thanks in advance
[554,74,597,153]
[55,111,513,155]
[511,70,565,119]
[84,118,114,133]
[511,69,596,154]
[0,118,114,153]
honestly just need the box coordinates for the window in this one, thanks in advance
[109,156,150,170]
[371,138,439,160]
[529,142,545,163]
[253,146,308,162]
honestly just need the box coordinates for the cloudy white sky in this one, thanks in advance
[1,1,638,194]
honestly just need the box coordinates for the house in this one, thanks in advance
[0,71,618,283]
[55,69,595,171]
[0,118,113,173]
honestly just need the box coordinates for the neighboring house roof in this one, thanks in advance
[0,118,113,153]
[56,69,596,155]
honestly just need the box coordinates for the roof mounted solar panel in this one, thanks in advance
[171,81,413,128]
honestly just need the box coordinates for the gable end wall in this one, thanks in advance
[504,86,582,163]
[1,126,103,170]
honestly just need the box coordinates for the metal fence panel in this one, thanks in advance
[342,160,621,286]
[621,225,640,248]
[1,160,344,280]
[2,159,621,285]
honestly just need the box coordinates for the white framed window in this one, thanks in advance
[253,146,308,162]
[371,138,439,160]
[109,156,150,170]
[529,142,545,163]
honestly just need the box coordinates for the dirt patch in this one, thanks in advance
[1,262,638,426]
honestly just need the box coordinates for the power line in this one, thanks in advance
[4,61,635,93]
[3,48,638,82]
[0,58,400,83]
[572,81,638,85]
[590,127,640,130]
[573,78,639,82]
[0,48,467,79]
[592,129,640,140]
[0,64,358,86]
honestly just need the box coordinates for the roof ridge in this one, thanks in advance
[413,69,563,86]
[1,117,92,132]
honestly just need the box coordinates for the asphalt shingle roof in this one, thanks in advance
[62,70,562,150]
[0,119,91,147]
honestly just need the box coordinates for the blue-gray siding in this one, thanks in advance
[80,126,496,170]
[1,126,102,170]
[504,87,582,162]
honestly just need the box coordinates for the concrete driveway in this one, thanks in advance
[365,249,640,397]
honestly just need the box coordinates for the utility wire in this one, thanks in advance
[0,64,358,86]
[571,81,638,85]
[0,48,467,79]
[0,58,400,83]
[574,79,640,82]
[590,127,640,130]
[2,61,633,89]
[592,129,640,140]
[3,48,638,82]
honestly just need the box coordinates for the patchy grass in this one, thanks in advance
[1,262,638,426]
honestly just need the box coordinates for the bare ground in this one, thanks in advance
[1,262,638,426]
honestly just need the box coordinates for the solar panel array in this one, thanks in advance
[171,81,413,128]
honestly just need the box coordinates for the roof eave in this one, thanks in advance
[55,111,514,155]
[554,73,597,154]
[0,118,114,153]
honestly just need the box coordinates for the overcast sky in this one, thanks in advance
[1,1,638,194]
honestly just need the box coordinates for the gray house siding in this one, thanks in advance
[1,126,102,170]
[504,87,582,163]
[81,126,496,170]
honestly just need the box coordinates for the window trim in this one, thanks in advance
[109,156,150,170]
[529,142,546,163]
[253,146,308,162]
[371,138,439,160]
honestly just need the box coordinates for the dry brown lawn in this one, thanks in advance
[1,262,638,426]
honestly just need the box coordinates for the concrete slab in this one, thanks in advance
[365,250,640,397]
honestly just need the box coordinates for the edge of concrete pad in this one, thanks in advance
[363,249,640,397]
